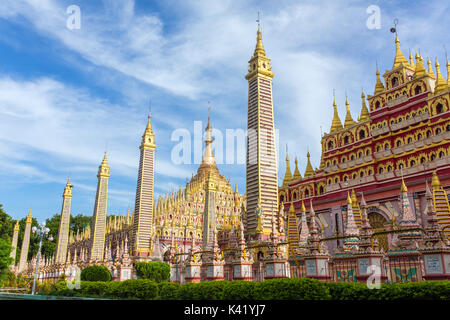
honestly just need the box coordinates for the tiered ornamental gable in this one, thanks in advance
[279,36,450,251]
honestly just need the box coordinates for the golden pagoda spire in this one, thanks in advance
[409,51,415,69]
[14,219,20,232]
[141,112,156,149]
[347,191,352,205]
[401,177,408,192]
[254,26,266,57]
[101,151,108,166]
[413,54,427,78]
[393,36,409,68]
[301,200,306,213]
[282,145,293,186]
[293,156,302,180]
[427,57,436,79]
[374,68,385,94]
[26,208,32,223]
[434,58,448,93]
[447,58,450,88]
[330,98,343,133]
[359,91,370,122]
[304,151,314,178]
[344,96,356,128]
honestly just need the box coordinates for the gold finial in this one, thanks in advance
[289,202,295,214]
[347,191,352,205]
[304,151,314,178]
[351,189,357,204]
[359,91,370,121]
[26,208,32,224]
[374,67,385,94]
[330,97,343,133]
[432,171,441,189]
[393,36,409,68]
[142,111,156,148]
[282,145,293,186]
[102,151,108,165]
[401,177,408,192]
[409,50,415,69]
[14,219,20,232]
[413,53,427,78]
[293,156,302,180]
[344,96,356,128]
[447,57,450,87]
[254,21,266,57]
[427,57,436,78]
[435,58,447,93]
[301,201,306,212]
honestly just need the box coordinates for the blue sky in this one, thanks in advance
[0,0,449,222]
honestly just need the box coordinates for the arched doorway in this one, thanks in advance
[368,212,389,252]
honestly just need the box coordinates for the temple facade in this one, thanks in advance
[279,36,450,255]
[12,27,450,284]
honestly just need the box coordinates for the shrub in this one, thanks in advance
[80,281,109,297]
[327,282,377,300]
[135,262,170,283]
[39,276,450,300]
[222,280,257,300]
[254,278,331,300]
[80,266,112,282]
[178,281,230,300]
[105,280,122,297]
[37,280,55,294]
[157,282,181,300]
[116,279,158,300]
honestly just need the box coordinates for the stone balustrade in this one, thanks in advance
[386,94,408,108]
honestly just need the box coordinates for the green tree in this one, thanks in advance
[70,214,92,233]
[0,204,13,242]
[0,238,13,283]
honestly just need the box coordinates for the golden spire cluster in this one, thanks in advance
[329,92,369,134]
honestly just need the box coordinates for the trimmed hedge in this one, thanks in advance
[135,262,170,282]
[254,278,331,300]
[157,282,181,300]
[80,266,112,282]
[40,278,450,300]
